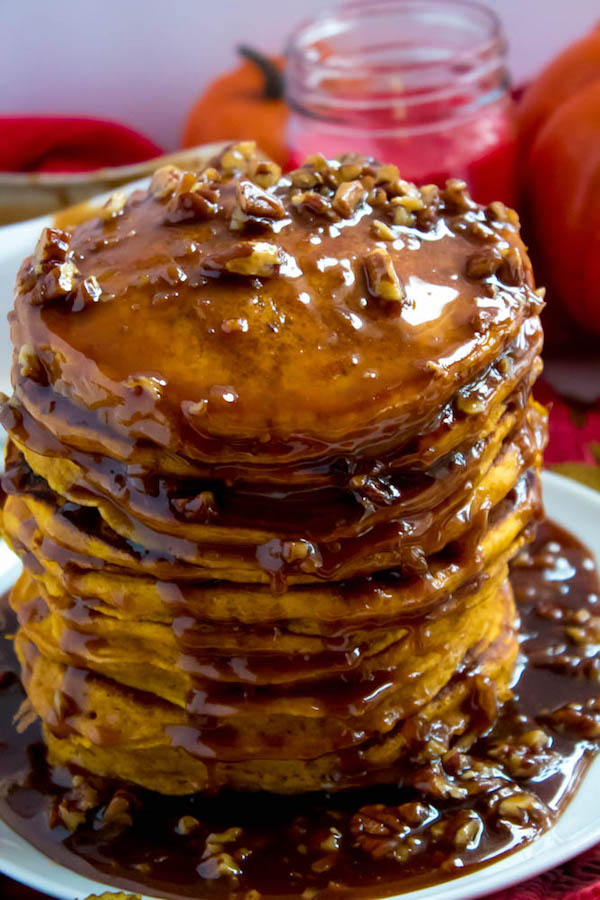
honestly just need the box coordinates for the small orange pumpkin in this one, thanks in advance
[182,47,289,168]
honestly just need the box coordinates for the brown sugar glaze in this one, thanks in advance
[1,518,599,899]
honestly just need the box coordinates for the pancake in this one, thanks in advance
[0,143,547,798]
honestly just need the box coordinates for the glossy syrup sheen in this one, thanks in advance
[0,518,599,900]
[10,156,543,467]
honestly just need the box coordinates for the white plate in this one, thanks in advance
[0,469,599,899]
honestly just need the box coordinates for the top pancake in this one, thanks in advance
[7,143,544,464]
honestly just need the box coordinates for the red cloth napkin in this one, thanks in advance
[0,115,162,172]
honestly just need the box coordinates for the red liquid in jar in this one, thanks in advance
[285,1,517,206]
[287,100,517,207]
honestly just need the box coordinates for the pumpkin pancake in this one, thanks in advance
[1,143,546,796]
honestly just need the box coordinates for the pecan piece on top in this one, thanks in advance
[101,190,127,220]
[332,180,366,217]
[371,219,396,241]
[31,261,80,306]
[465,248,503,279]
[219,140,258,175]
[289,167,323,190]
[18,345,46,382]
[291,190,334,218]
[32,227,71,274]
[364,247,405,303]
[498,246,525,286]
[207,241,283,278]
[441,178,476,212]
[236,180,285,219]
[172,491,217,523]
[248,159,282,189]
[149,165,182,200]
[165,173,220,223]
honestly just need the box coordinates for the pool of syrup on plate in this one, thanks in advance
[0,519,599,899]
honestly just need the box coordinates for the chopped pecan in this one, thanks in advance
[222,317,249,334]
[375,163,400,185]
[166,178,220,223]
[468,673,498,731]
[124,374,164,400]
[219,141,258,175]
[150,165,183,199]
[57,775,100,831]
[291,190,334,218]
[332,180,366,217]
[351,805,410,840]
[206,241,283,277]
[350,803,429,863]
[30,260,81,306]
[236,180,285,219]
[369,187,388,206]
[172,491,217,523]
[409,760,469,800]
[456,391,487,415]
[32,227,71,274]
[101,791,133,830]
[487,730,554,777]
[339,162,364,182]
[441,750,506,791]
[364,247,405,303]
[176,815,200,835]
[430,809,483,851]
[304,152,330,173]
[198,827,244,878]
[468,219,496,242]
[391,190,424,213]
[543,700,600,739]
[74,893,138,900]
[248,159,282,188]
[205,827,243,851]
[18,345,46,383]
[492,789,549,828]
[101,190,127,219]
[442,178,476,212]
[319,827,342,852]
[197,852,242,879]
[498,246,525,286]
[289,168,323,190]
[282,540,311,563]
[487,200,520,227]
[390,203,415,227]
[371,219,396,241]
[419,184,440,206]
[465,248,503,279]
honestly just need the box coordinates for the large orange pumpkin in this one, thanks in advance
[182,47,289,168]
[519,22,600,334]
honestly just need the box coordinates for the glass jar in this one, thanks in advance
[285,0,516,205]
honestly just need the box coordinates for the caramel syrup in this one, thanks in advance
[0,519,599,900]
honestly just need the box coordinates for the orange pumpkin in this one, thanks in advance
[182,47,289,168]
[519,22,600,334]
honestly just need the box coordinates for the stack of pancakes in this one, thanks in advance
[0,143,547,795]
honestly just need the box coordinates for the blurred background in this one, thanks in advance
[1,0,598,149]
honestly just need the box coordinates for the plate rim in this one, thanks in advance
[0,469,599,900]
